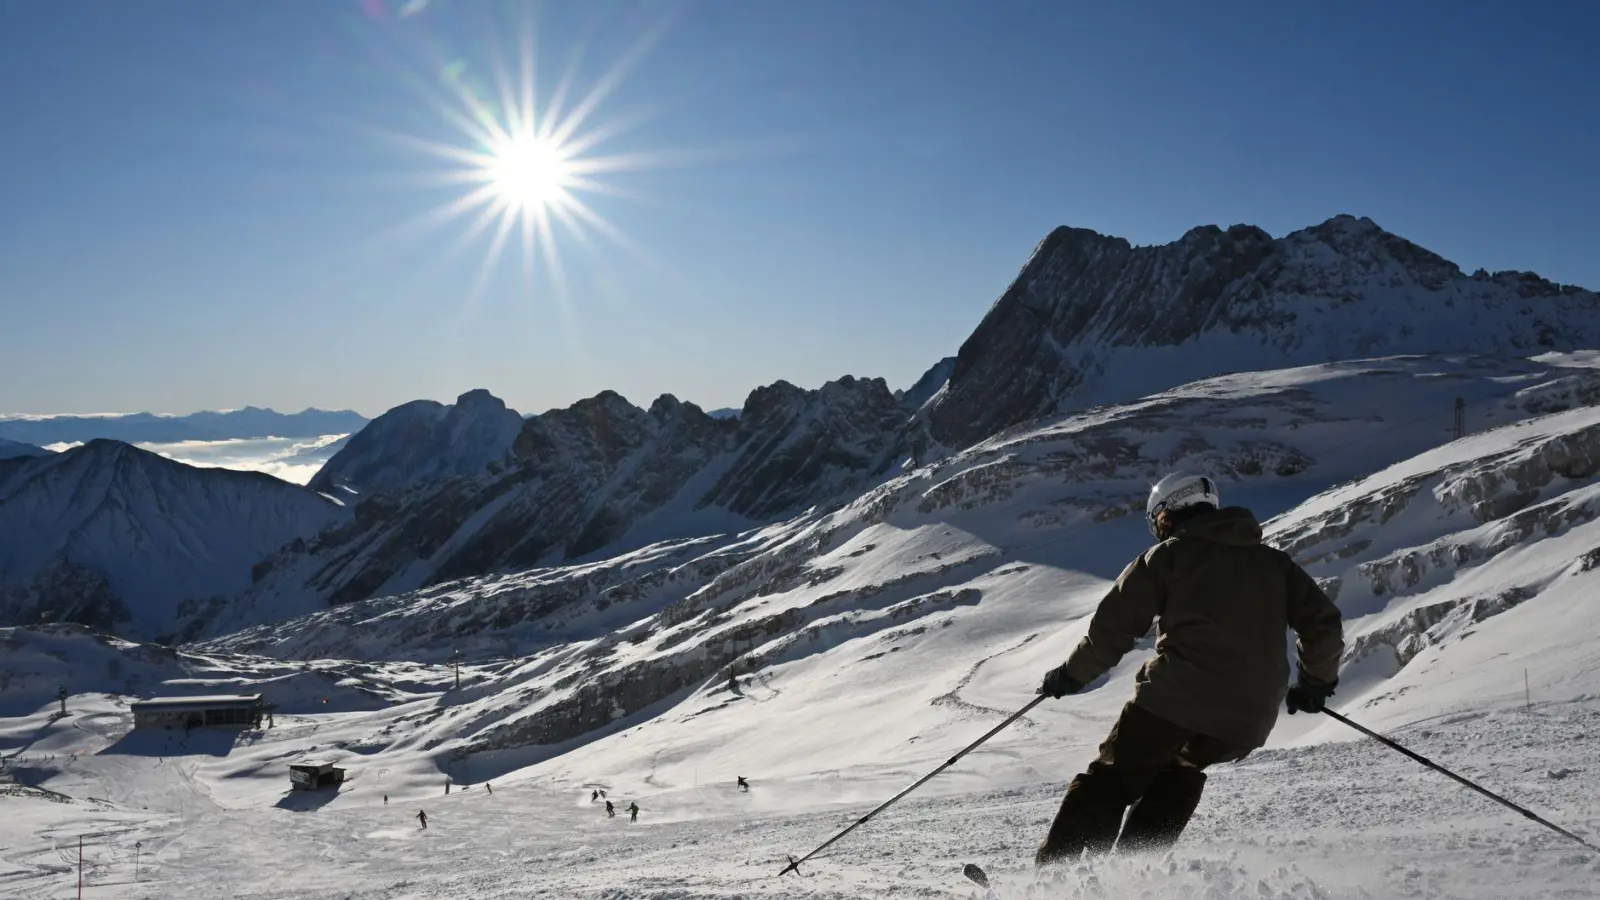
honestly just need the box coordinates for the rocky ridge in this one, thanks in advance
[194,354,1600,762]
[196,375,912,635]
[926,215,1600,448]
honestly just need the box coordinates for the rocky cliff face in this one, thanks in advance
[896,356,956,411]
[211,376,910,633]
[927,215,1600,448]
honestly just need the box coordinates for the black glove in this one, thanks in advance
[1039,664,1084,699]
[1285,676,1336,715]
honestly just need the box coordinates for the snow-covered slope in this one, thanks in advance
[210,376,910,631]
[1264,398,1600,733]
[927,215,1600,448]
[2,695,1594,899]
[197,354,1600,770]
[0,441,350,637]
[0,623,434,720]
[0,437,50,460]
[0,406,368,446]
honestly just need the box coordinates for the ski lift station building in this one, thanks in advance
[289,761,346,791]
[130,694,263,730]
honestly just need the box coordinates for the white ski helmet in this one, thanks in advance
[1145,472,1220,536]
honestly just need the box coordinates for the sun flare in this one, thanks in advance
[486,132,572,211]
[369,11,681,298]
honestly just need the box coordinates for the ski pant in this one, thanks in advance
[1037,701,1250,865]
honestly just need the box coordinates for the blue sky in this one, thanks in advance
[2,0,1596,418]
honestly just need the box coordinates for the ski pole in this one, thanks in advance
[779,694,1046,876]
[1322,709,1599,854]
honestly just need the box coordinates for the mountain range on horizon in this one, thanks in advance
[4,213,1599,644]
[0,406,372,448]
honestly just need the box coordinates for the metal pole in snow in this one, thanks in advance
[779,694,1046,876]
[135,841,141,882]
[1323,709,1599,854]
[1524,670,1531,709]
[77,835,82,899]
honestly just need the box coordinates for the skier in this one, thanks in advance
[605,800,615,817]
[628,801,639,822]
[417,809,428,830]
[1033,472,1344,866]
[736,776,749,792]
[486,782,492,794]
[383,794,388,806]
[591,789,599,802]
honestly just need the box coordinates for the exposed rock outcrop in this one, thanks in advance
[928,215,1600,447]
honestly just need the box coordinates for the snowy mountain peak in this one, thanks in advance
[0,441,348,636]
[928,215,1600,448]
[309,390,525,496]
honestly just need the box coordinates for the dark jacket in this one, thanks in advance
[1062,506,1344,748]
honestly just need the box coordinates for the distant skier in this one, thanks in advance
[417,809,428,830]
[445,780,451,795]
[628,801,639,822]
[736,776,749,792]
[591,789,599,802]
[485,783,492,794]
[1033,473,1344,866]
[383,794,388,806]
[605,800,615,817]
[599,789,606,798]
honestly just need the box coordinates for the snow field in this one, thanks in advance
[3,698,1597,898]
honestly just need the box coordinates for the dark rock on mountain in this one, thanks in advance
[223,377,908,628]
[926,215,1600,448]
[896,356,956,411]
[309,389,524,497]
[696,375,906,519]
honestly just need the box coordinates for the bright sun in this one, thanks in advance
[487,132,572,210]
[378,12,680,294]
